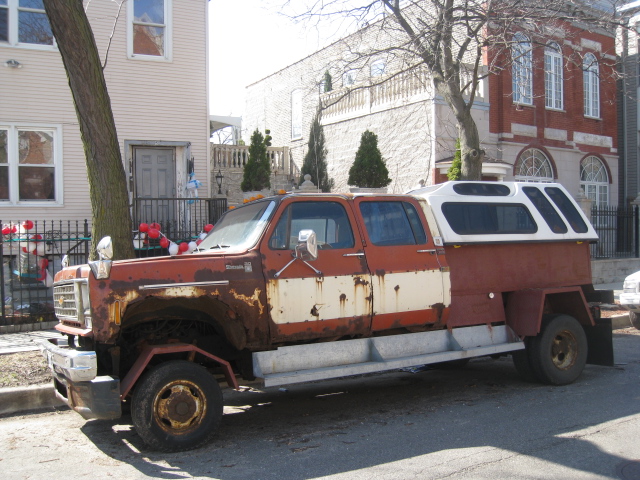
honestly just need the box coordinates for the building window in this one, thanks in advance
[0,125,60,204]
[291,89,302,140]
[580,155,608,206]
[512,32,533,105]
[583,53,600,118]
[514,148,554,182]
[370,59,385,77]
[544,42,563,110]
[343,69,357,87]
[0,0,54,47]
[128,0,171,60]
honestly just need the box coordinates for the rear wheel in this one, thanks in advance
[131,360,223,452]
[529,315,587,385]
[629,311,640,330]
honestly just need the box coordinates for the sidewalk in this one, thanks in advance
[0,328,63,355]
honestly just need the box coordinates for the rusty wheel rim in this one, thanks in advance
[153,380,207,434]
[551,330,578,370]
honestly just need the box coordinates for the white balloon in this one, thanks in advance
[35,243,47,256]
[188,241,197,252]
[168,243,179,255]
[133,239,144,249]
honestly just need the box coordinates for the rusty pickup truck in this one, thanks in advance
[40,181,613,452]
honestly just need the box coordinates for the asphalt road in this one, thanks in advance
[2,328,639,480]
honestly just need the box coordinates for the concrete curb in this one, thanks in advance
[0,384,65,416]
[0,321,58,334]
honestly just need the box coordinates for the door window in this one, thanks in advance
[359,201,427,246]
[269,201,354,250]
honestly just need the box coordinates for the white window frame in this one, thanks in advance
[0,123,63,206]
[0,0,56,50]
[291,89,303,140]
[544,42,563,110]
[583,53,600,118]
[512,33,533,105]
[580,155,608,206]
[127,0,172,61]
[515,148,554,182]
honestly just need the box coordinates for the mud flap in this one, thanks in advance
[584,318,614,367]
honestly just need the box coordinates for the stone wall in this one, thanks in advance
[591,259,640,284]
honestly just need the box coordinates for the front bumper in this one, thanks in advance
[39,337,121,420]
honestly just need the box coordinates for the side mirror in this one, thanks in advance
[295,229,318,261]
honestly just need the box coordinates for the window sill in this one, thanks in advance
[0,42,57,52]
[513,102,534,109]
[545,107,565,113]
[127,54,172,63]
[584,115,602,121]
[291,136,303,142]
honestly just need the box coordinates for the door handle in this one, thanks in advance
[417,249,436,254]
[343,252,365,257]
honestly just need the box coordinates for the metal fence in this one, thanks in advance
[590,205,639,259]
[0,198,228,327]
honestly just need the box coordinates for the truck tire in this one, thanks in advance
[529,314,587,385]
[131,360,223,452]
[629,311,640,330]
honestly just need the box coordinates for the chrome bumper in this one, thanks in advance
[39,338,121,420]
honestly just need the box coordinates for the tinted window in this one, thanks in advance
[523,186,567,233]
[442,203,537,235]
[453,183,511,196]
[270,202,355,250]
[545,187,588,233]
[359,201,427,246]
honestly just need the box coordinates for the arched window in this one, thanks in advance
[580,156,608,206]
[545,42,563,110]
[583,53,600,118]
[515,148,554,182]
[512,33,533,105]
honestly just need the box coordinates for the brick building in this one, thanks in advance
[243,10,618,203]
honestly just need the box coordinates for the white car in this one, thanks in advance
[619,271,640,329]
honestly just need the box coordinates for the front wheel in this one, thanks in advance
[529,315,587,385]
[629,311,640,330]
[131,360,223,452]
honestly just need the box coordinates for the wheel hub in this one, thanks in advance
[551,330,577,370]
[154,382,206,433]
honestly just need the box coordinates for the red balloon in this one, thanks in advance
[139,223,149,233]
[10,225,17,233]
[150,222,161,231]
[159,237,170,248]
[179,242,189,252]
[31,234,43,241]
[21,246,28,253]
[196,239,203,245]
[204,224,214,232]
[148,228,160,239]
[41,258,49,267]
[21,220,34,230]
[2,226,10,235]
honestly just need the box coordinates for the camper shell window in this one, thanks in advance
[442,202,538,235]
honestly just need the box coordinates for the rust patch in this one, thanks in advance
[229,288,264,315]
[375,269,386,277]
[339,293,347,302]
[394,285,400,292]
[354,276,369,286]
[310,305,320,317]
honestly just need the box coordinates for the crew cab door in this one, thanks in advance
[354,197,448,331]
[261,197,372,342]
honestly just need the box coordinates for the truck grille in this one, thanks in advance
[53,279,90,326]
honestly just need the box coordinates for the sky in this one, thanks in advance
[208,1,326,117]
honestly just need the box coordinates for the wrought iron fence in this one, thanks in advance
[590,205,639,259]
[0,198,228,327]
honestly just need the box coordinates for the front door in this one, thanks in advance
[134,147,176,224]
[261,197,372,342]
[353,197,448,331]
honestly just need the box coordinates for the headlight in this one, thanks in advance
[96,236,113,260]
[89,236,113,280]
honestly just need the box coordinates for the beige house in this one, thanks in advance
[0,0,210,224]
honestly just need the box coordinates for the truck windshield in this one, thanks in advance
[197,200,276,252]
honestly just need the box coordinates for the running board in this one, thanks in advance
[253,325,523,387]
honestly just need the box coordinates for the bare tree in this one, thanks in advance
[43,0,134,260]
[284,0,624,180]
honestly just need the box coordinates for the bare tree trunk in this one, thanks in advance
[43,0,134,260]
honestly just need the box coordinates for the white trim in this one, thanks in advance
[0,0,56,50]
[127,0,173,62]
[0,122,63,206]
[583,53,600,118]
[544,42,563,110]
[512,33,533,105]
